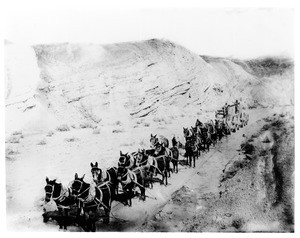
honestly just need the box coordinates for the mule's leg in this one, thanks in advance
[164,170,168,185]
[140,185,146,201]
[88,219,95,232]
[91,220,96,232]
[85,216,92,232]
[58,208,63,230]
[128,189,132,207]
[149,172,154,188]
[63,209,69,230]
[160,171,167,184]
[172,161,175,174]
[165,159,170,177]
[103,208,110,224]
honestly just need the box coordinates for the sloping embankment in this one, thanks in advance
[139,109,294,232]
[217,111,294,232]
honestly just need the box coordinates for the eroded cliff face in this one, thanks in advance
[6,39,293,135]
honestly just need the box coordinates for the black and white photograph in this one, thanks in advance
[2,0,296,233]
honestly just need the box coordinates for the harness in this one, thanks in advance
[76,181,111,212]
[120,169,137,185]
[119,155,135,169]
[54,186,69,203]
[46,184,66,202]
[149,155,167,175]
[74,180,92,202]
[45,183,72,209]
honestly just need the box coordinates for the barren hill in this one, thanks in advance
[5,39,293,134]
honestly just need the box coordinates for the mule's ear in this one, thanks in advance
[120,151,122,156]
[46,177,49,183]
[95,162,98,167]
[151,133,153,137]
[90,162,94,167]
[154,134,157,138]
[81,174,85,180]
[75,173,78,179]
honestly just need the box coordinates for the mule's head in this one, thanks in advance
[44,177,59,203]
[191,126,197,134]
[70,173,85,197]
[150,134,158,148]
[90,162,102,183]
[118,151,130,167]
[117,165,127,181]
[136,148,146,164]
[183,127,190,138]
[154,142,163,154]
[196,119,204,128]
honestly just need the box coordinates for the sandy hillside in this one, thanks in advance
[5,39,294,232]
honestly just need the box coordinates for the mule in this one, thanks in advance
[150,134,169,148]
[195,119,203,127]
[170,146,179,173]
[207,121,217,147]
[131,149,154,188]
[166,137,180,173]
[70,173,113,231]
[171,136,177,147]
[44,177,77,230]
[90,162,118,199]
[118,151,136,170]
[183,127,193,139]
[117,166,146,206]
[184,127,202,156]
[132,149,149,167]
[153,141,172,177]
[197,125,210,152]
[215,120,224,141]
[192,126,204,155]
[144,147,170,186]
[185,139,197,168]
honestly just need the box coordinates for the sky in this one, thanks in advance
[3,1,294,59]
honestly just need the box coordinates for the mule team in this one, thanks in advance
[43,104,249,231]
